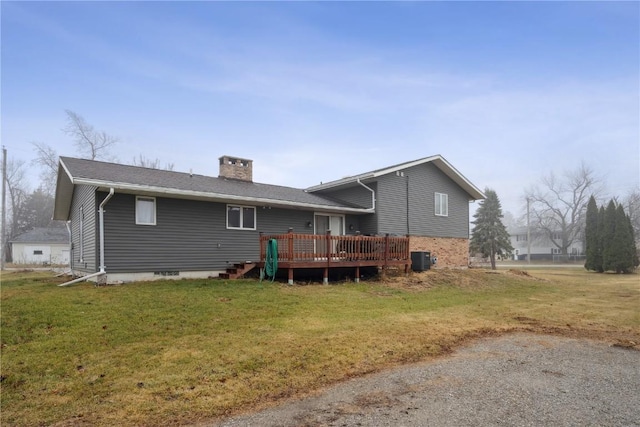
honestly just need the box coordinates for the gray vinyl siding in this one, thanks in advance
[101,192,315,273]
[376,173,409,235]
[407,163,470,238]
[70,185,98,273]
[318,183,377,235]
[316,184,375,209]
[374,163,470,238]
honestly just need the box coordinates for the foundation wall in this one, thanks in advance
[409,236,469,268]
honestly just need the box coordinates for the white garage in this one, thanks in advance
[10,227,70,265]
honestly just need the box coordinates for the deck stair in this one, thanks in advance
[218,262,257,280]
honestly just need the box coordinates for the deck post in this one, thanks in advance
[259,232,264,262]
[384,233,390,272]
[288,228,295,284]
[355,266,360,283]
[287,228,294,263]
[405,233,411,276]
[324,230,331,284]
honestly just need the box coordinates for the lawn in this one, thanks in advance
[1,268,638,426]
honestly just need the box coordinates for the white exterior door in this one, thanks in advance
[314,214,344,236]
[314,214,344,256]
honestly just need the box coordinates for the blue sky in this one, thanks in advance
[2,1,638,218]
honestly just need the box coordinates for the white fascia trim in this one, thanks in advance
[73,178,374,214]
[59,158,75,182]
[306,155,442,192]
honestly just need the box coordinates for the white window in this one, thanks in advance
[227,205,256,230]
[435,193,448,217]
[136,197,156,225]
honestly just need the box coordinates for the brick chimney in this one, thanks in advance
[219,155,253,182]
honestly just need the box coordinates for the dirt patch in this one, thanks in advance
[376,268,543,291]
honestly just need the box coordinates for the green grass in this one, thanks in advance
[1,268,638,426]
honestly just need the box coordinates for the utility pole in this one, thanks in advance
[526,197,531,264]
[1,146,7,270]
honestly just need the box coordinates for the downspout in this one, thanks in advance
[356,179,375,211]
[59,188,114,287]
[98,188,115,273]
[406,174,410,235]
[58,271,107,287]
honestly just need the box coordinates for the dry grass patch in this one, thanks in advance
[1,268,638,426]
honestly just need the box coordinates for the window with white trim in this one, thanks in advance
[227,205,256,230]
[435,192,448,217]
[136,196,156,225]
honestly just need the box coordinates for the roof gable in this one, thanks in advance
[306,154,485,200]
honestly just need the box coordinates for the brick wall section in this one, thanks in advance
[409,236,469,268]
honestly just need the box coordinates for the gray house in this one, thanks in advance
[53,155,484,283]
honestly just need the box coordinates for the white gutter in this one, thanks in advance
[98,188,115,272]
[59,188,114,287]
[72,178,373,214]
[357,179,376,210]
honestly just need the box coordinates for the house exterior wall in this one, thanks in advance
[70,185,98,274]
[374,163,471,238]
[314,184,376,235]
[315,164,473,268]
[317,184,374,209]
[100,192,316,274]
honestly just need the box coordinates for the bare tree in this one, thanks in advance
[623,187,640,248]
[30,142,59,196]
[524,162,603,255]
[3,158,29,261]
[63,110,118,160]
[131,154,175,171]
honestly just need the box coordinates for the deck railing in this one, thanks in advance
[259,229,410,265]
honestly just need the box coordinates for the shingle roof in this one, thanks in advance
[10,227,69,244]
[54,157,366,220]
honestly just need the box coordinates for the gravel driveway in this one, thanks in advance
[212,333,640,427]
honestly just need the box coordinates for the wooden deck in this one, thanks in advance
[258,229,411,283]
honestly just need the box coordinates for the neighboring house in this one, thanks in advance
[53,154,484,282]
[10,227,70,265]
[509,226,584,261]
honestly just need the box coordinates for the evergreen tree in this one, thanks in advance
[470,188,513,270]
[626,213,640,269]
[599,200,639,273]
[605,204,636,273]
[584,196,600,271]
[595,206,606,272]
[601,200,618,272]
